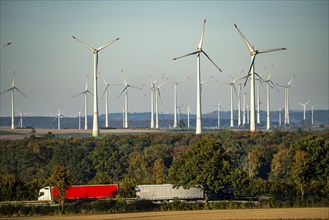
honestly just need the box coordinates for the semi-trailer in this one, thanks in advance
[38,184,118,201]
[135,184,204,202]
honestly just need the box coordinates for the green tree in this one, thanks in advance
[48,164,74,212]
[168,137,232,206]
[291,150,310,200]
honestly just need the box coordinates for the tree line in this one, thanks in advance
[0,130,328,204]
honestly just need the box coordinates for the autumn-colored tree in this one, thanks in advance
[48,164,74,212]
[291,150,310,200]
[168,137,232,206]
[152,158,166,184]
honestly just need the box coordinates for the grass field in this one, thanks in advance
[2,208,328,220]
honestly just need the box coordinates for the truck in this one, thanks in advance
[135,184,204,202]
[38,184,118,201]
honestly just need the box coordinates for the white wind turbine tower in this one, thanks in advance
[243,92,247,126]
[149,77,158,129]
[298,100,310,121]
[263,70,278,130]
[310,105,315,125]
[279,108,282,126]
[187,106,192,128]
[215,101,223,129]
[100,73,120,128]
[77,109,84,130]
[277,75,295,125]
[0,71,27,129]
[173,19,222,134]
[118,70,141,128]
[121,106,125,128]
[74,75,92,130]
[234,24,286,132]
[177,104,184,127]
[16,109,31,128]
[72,35,119,137]
[168,77,187,129]
[227,75,238,128]
[155,82,164,129]
[56,109,64,130]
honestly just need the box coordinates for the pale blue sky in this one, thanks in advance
[1,0,328,117]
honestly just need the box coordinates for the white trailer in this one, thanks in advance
[135,184,204,202]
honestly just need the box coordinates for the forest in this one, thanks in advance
[0,130,328,204]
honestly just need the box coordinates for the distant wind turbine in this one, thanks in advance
[215,101,223,129]
[77,109,84,130]
[0,71,27,129]
[173,19,222,134]
[234,23,286,132]
[74,75,92,130]
[227,75,238,128]
[72,35,119,137]
[187,106,192,128]
[149,77,158,129]
[167,76,188,129]
[263,68,279,130]
[100,73,120,128]
[117,70,142,128]
[16,108,31,128]
[155,82,164,129]
[243,92,247,126]
[56,109,64,130]
[277,75,295,125]
[310,105,315,125]
[298,100,310,121]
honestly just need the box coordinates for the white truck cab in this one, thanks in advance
[38,186,52,201]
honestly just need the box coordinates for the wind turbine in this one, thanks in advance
[117,70,141,128]
[215,101,223,129]
[77,109,84,130]
[279,108,282,126]
[298,100,310,121]
[167,76,188,129]
[72,35,119,137]
[243,92,247,126]
[55,109,64,130]
[0,42,12,50]
[263,69,278,130]
[100,73,120,128]
[149,77,158,129]
[177,104,184,127]
[74,75,92,130]
[0,71,27,129]
[234,23,286,132]
[173,19,222,134]
[155,82,164,129]
[16,108,31,128]
[227,75,238,128]
[310,105,315,125]
[277,75,295,125]
[187,105,192,128]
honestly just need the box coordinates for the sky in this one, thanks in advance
[0,0,328,117]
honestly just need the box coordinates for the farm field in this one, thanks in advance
[3,208,329,220]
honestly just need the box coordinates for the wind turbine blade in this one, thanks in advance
[72,36,95,52]
[15,87,27,97]
[101,86,108,99]
[73,91,85,97]
[1,42,12,49]
[244,55,256,86]
[0,88,13,95]
[87,90,93,96]
[298,103,303,106]
[258,48,287,54]
[129,85,142,90]
[305,100,310,105]
[202,50,222,72]
[276,83,287,88]
[288,74,295,86]
[97,37,120,51]
[173,51,198,60]
[117,86,128,98]
[197,18,206,50]
[234,24,254,53]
